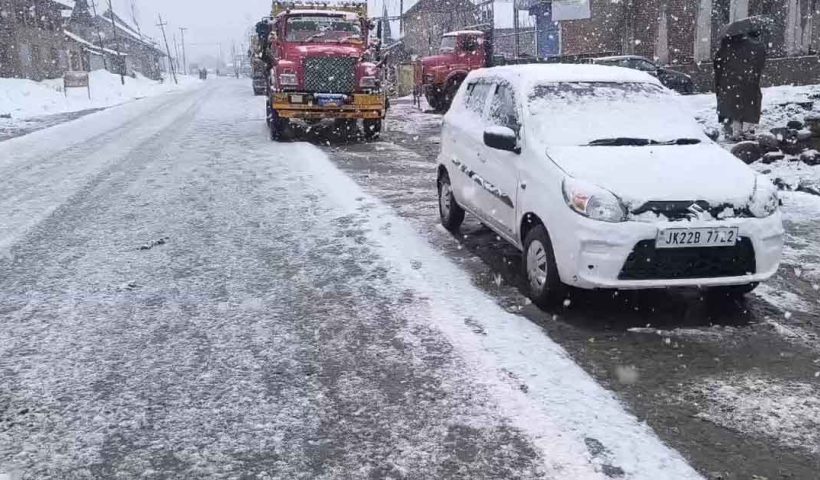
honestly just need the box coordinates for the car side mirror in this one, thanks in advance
[484,126,520,154]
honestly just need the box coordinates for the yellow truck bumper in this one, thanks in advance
[272,93,386,120]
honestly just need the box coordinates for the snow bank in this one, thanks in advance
[684,84,820,136]
[0,70,200,120]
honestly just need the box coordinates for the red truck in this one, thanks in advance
[262,0,388,140]
[415,30,491,112]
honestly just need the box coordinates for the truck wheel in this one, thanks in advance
[363,119,381,140]
[437,171,464,232]
[440,82,460,112]
[269,109,287,142]
[426,93,442,111]
[523,225,566,309]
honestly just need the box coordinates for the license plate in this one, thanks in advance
[315,94,346,107]
[290,94,303,103]
[656,227,739,249]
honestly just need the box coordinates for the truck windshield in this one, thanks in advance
[285,15,362,43]
[439,36,457,53]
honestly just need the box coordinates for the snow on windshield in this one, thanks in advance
[526,82,708,146]
[285,15,362,43]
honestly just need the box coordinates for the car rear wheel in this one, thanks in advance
[523,225,566,308]
[438,172,464,232]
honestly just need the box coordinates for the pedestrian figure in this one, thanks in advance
[714,16,770,141]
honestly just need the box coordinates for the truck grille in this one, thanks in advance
[618,237,756,280]
[304,57,357,93]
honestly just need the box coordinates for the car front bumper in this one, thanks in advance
[554,212,784,290]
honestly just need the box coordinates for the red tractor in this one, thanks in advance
[260,0,388,141]
[415,29,491,112]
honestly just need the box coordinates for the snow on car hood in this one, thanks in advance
[547,144,757,208]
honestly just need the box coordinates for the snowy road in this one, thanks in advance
[0,80,817,479]
[0,80,703,479]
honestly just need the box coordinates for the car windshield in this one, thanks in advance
[439,36,457,53]
[285,15,362,43]
[527,82,707,146]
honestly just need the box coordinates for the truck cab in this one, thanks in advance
[416,30,488,112]
[265,0,387,140]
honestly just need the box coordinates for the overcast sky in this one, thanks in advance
[110,0,522,65]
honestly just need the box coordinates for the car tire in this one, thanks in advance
[438,171,465,232]
[523,225,566,308]
[363,119,381,140]
[705,283,758,299]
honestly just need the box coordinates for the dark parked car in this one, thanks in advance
[591,55,694,94]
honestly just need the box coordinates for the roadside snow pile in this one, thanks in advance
[684,374,820,455]
[0,70,198,120]
[685,85,820,194]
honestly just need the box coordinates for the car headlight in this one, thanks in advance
[278,73,298,86]
[749,175,779,218]
[360,76,378,88]
[562,178,627,222]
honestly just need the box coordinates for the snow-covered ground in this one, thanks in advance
[0,80,703,479]
[0,70,199,121]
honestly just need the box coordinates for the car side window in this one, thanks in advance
[464,81,491,115]
[487,83,519,131]
[629,58,657,72]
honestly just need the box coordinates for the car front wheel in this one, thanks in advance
[438,172,464,231]
[523,225,566,308]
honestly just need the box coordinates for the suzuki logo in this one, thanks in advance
[686,203,709,221]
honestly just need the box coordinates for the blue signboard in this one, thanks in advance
[529,1,561,57]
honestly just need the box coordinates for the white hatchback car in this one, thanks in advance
[436,64,783,307]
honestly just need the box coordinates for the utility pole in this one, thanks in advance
[107,0,126,85]
[513,0,520,58]
[157,14,178,84]
[129,0,143,40]
[399,0,403,35]
[173,33,181,73]
[179,27,188,76]
[89,1,108,71]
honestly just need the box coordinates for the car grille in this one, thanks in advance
[618,237,756,280]
[303,57,357,93]
[631,201,752,220]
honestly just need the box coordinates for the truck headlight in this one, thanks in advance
[359,76,378,88]
[278,73,298,86]
[749,175,779,218]
[562,178,627,223]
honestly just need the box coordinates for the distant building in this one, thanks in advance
[64,0,166,80]
[0,0,72,80]
[401,0,483,55]
[492,27,537,58]
[521,0,820,64]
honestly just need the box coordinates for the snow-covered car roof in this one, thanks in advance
[467,64,663,92]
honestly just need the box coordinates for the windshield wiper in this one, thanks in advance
[656,138,702,145]
[587,137,702,146]
[587,137,652,146]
